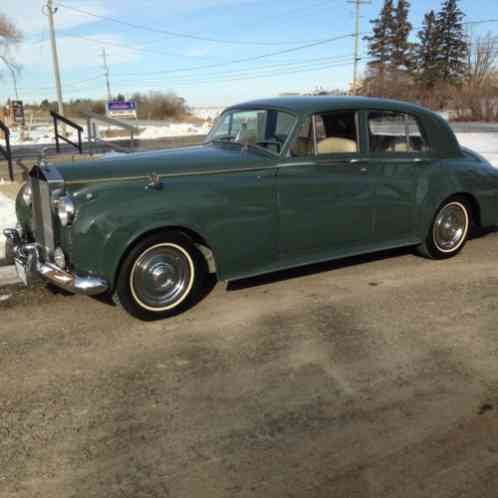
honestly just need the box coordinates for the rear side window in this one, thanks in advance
[368,111,430,153]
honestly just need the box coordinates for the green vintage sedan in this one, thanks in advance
[5,96,498,320]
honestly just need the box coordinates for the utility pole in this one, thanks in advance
[101,48,112,102]
[349,0,370,95]
[3,61,19,100]
[46,0,64,117]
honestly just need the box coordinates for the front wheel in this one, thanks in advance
[115,232,208,321]
[417,198,471,259]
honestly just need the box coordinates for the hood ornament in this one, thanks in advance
[38,147,49,168]
[146,173,163,191]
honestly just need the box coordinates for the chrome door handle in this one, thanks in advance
[349,158,369,165]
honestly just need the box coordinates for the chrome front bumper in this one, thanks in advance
[3,228,108,296]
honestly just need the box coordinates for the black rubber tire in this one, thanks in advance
[417,197,471,260]
[114,232,208,321]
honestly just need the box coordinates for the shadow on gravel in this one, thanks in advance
[228,226,498,293]
[67,300,366,498]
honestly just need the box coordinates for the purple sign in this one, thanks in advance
[106,101,137,118]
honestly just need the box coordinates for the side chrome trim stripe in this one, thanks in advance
[277,162,316,168]
[64,165,278,185]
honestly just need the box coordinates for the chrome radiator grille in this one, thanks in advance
[30,165,64,260]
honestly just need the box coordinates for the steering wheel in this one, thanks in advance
[256,137,283,153]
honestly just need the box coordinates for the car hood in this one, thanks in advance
[55,144,274,185]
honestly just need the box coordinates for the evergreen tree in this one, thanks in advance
[416,10,441,90]
[436,0,468,83]
[364,0,396,85]
[391,0,413,71]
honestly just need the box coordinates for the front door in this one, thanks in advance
[277,111,375,261]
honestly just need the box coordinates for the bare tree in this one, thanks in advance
[0,13,23,98]
[453,33,498,121]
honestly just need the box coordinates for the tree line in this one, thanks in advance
[362,0,498,120]
[37,91,192,121]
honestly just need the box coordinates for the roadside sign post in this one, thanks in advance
[10,100,25,127]
[106,101,138,120]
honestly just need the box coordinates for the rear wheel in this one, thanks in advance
[115,232,207,321]
[417,198,470,259]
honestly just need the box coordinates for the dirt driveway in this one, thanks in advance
[2,233,498,498]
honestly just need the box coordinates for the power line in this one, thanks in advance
[111,33,358,78]
[109,56,357,87]
[14,54,354,94]
[54,1,338,46]
[21,59,363,98]
[61,32,223,60]
[17,74,106,92]
[112,60,363,91]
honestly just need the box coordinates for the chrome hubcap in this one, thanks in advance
[131,244,193,310]
[433,203,468,252]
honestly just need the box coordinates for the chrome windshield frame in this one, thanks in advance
[205,108,298,158]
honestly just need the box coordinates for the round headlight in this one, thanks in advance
[22,182,32,206]
[57,195,75,227]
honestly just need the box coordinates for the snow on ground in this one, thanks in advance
[131,122,212,140]
[456,133,498,168]
[9,121,213,146]
[0,191,16,260]
[190,107,224,121]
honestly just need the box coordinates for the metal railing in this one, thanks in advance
[0,120,13,181]
[50,110,84,154]
[83,111,139,154]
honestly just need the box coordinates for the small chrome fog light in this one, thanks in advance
[53,247,67,270]
[57,195,76,227]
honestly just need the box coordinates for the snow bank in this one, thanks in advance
[456,133,498,168]
[9,121,213,146]
[190,107,224,121]
[0,192,16,260]
[137,122,212,139]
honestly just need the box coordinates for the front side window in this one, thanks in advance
[368,111,430,153]
[289,111,359,157]
[206,109,296,154]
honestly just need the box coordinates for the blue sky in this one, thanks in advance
[2,0,498,107]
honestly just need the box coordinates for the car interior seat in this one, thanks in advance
[317,137,357,154]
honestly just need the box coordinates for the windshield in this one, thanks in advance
[205,108,296,155]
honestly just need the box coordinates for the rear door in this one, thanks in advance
[365,110,434,244]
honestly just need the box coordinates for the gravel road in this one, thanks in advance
[2,233,498,498]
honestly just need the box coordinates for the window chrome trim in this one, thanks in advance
[366,109,433,154]
[206,107,299,158]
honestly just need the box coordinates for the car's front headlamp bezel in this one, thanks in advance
[57,195,76,227]
[22,182,32,207]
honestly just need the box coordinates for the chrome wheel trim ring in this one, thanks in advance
[433,201,469,254]
[130,243,195,312]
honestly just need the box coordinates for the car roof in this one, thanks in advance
[225,96,434,116]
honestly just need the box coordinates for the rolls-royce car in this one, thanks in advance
[5,96,498,320]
